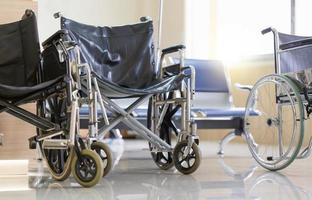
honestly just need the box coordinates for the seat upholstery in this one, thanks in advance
[0,77,63,100]
[0,10,40,88]
[61,17,157,89]
[0,10,65,100]
[93,73,184,98]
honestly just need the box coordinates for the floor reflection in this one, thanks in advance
[1,141,312,200]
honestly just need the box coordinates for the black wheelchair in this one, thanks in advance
[0,10,110,187]
[54,12,201,174]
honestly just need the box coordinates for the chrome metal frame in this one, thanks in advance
[76,46,197,153]
[250,28,312,161]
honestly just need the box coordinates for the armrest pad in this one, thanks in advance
[280,38,312,50]
[42,29,69,48]
[235,83,253,92]
[162,45,186,55]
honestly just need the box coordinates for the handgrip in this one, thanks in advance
[162,45,186,55]
[140,16,152,22]
[54,12,61,19]
[261,27,272,35]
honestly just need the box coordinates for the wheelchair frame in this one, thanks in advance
[77,44,200,174]
[39,32,113,186]
[0,9,111,186]
[55,11,201,174]
[244,27,312,170]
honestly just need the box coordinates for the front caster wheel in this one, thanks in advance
[173,141,201,174]
[71,149,103,187]
[91,142,113,177]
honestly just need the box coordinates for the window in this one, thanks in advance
[296,0,312,35]
[185,0,291,61]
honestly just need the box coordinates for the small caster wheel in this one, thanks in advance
[91,142,113,177]
[71,149,103,187]
[173,140,201,174]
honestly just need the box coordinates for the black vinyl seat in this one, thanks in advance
[0,77,63,100]
[0,10,65,100]
[93,73,184,98]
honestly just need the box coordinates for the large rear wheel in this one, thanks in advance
[37,93,74,180]
[147,93,180,170]
[244,74,304,171]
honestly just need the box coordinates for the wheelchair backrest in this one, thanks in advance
[276,32,312,76]
[184,59,233,109]
[0,10,40,87]
[61,17,156,89]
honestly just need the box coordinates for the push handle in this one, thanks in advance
[261,27,273,35]
[54,12,62,19]
[161,45,186,55]
[140,16,152,22]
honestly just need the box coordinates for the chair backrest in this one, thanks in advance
[0,10,40,87]
[61,17,156,89]
[184,59,233,109]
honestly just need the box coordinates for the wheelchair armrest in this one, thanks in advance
[42,29,69,48]
[279,38,312,50]
[235,83,253,92]
[163,64,180,75]
[162,45,186,55]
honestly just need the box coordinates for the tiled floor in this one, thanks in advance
[1,139,312,200]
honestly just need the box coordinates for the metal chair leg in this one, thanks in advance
[217,131,237,156]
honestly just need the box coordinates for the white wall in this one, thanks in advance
[38,0,186,49]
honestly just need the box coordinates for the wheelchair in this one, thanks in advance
[0,10,110,187]
[55,13,201,174]
[244,27,312,170]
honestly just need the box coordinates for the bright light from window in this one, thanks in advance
[185,0,291,62]
[185,0,211,59]
[296,0,312,35]
[216,0,291,61]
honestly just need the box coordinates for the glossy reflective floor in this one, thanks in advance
[1,139,312,200]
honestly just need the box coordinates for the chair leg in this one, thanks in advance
[217,131,237,156]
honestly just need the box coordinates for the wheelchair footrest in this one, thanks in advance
[42,139,69,149]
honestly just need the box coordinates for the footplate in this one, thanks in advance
[42,139,69,149]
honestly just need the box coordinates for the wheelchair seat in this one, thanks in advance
[94,73,184,98]
[0,10,65,100]
[0,77,62,100]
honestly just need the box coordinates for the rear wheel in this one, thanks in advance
[37,93,74,180]
[244,74,304,171]
[147,93,180,170]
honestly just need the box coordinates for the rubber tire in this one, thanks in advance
[147,98,174,170]
[49,147,75,181]
[244,74,304,171]
[173,140,201,174]
[91,142,113,177]
[36,98,74,181]
[71,149,104,187]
